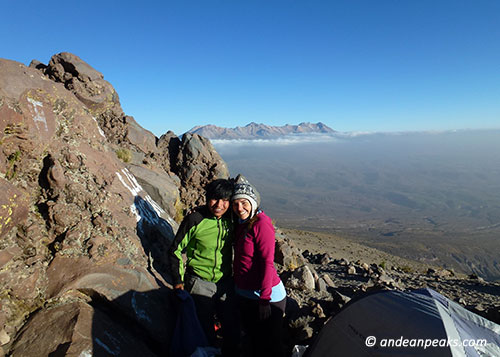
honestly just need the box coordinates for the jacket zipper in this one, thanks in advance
[213,218,221,281]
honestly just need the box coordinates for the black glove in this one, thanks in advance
[259,301,271,320]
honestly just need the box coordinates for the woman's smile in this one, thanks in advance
[232,198,252,220]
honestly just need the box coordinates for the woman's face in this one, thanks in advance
[232,198,252,220]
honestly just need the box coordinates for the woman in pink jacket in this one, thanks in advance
[231,176,286,357]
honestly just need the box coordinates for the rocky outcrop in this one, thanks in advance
[0,53,228,356]
[42,52,123,118]
[174,133,229,207]
[29,52,227,212]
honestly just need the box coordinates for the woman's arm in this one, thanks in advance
[253,215,276,301]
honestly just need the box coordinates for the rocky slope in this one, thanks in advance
[187,122,335,140]
[0,53,228,356]
[275,229,500,353]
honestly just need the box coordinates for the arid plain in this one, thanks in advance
[218,130,500,281]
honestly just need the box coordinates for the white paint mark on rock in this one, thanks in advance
[27,97,48,132]
[92,116,106,138]
[145,194,165,215]
[130,202,141,222]
[116,169,141,197]
[116,168,166,220]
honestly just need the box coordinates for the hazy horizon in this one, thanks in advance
[216,129,500,280]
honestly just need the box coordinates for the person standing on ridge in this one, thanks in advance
[231,175,287,357]
[169,179,239,356]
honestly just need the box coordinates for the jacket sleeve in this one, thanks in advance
[252,216,276,301]
[168,213,199,285]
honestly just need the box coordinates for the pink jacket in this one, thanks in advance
[233,212,281,301]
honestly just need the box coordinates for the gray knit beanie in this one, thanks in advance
[231,174,261,218]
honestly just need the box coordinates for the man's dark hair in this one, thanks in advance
[205,179,233,202]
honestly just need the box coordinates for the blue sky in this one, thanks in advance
[2,0,500,136]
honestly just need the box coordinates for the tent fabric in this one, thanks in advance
[306,288,500,357]
[423,288,500,357]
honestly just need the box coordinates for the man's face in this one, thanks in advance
[208,198,230,218]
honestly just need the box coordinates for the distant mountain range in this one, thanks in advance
[186,122,336,140]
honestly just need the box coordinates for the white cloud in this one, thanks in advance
[211,133,340,148]
[211,129,498,150]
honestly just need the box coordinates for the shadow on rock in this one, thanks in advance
[461,282,500,296]
[134,195,175,287]
[8,288,177,356]
[90,288,176,356]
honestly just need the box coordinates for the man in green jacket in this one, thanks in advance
[169,179,238,356]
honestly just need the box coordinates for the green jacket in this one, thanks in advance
[169,206,234,285]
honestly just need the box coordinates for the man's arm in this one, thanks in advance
[168,211,204,288]
[169,217,192,287]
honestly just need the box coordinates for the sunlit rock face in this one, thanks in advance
[0,53,230,356]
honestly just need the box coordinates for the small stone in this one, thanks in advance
[378,273,395,285]
[321,273,335,288]
[474,304,485,312]
[312,268,320,282]
[0,329,10,345]
[347,266,356,275]
[316,277,327,292]
[440,269,454,277]
[320,253,332,265]
[294,265,315,290]
[47,157,67,190]
[338,258,349,266]
[331,289,351,306]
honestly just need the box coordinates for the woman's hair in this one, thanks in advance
[246,210,260,229]
[205,179,233,202]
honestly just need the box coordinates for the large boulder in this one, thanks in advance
[175,133,230,208]
[0,57,176,355]
[157,131,181,173]
[124,115,158,156]
[37,53,159,165]
[32,53,230,214]
[43,52,123,119]
[274,230,306,271]
[9,294,173,357]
